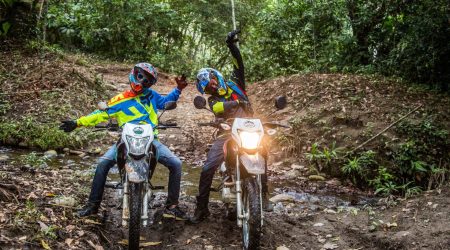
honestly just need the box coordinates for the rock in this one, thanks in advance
[324,208,337,214]
[326,178,342,186]
[272,161,283,168]
[63,148,70,152]
[205,245,214,250]
[394,231,410,238]
[78,153,86,158]
[386,222,397,228]
[308,175,325,181]
[273,202,285,214]
[313,222,324,227]
[19,141,28,147]
[284,169,300,179]
[276,245,290,250]
[291,164,305,170]
[44,150,58,158]
[270,193,295,203]
[0,154,10,161]
[323,242,339,249]
[53,196,76,207]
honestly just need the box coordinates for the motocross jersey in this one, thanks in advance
[208,42,252,120]
[76,87,181,135]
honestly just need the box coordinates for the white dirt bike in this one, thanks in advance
[194,95,288,250]
[96,101,179,250]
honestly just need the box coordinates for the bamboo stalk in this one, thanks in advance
[352,104,423,152]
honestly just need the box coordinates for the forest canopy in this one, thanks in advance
[1,0,449,89]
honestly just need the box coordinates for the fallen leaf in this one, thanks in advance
[118,239,128,245]
[38,221,49,231]
[84,219,102,225]
[65,225,75,231]
[386,222,397,228]
[27,192,38,199]
[41,239,51,250]
[323,242,339,249]
[140,241,162,247]
[65,238,73,246]
[87,240,104,250]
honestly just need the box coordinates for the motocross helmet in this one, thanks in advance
[196,68,227,96]
[129,63,157,94]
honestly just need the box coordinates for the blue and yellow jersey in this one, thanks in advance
[76,88,181,135]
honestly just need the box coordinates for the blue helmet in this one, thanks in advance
[196,68,227,95]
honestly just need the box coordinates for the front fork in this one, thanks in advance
[235,155,265,227]
[121,176,152,227]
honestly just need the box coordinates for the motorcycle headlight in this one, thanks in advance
[239,131,261,150]
[126,135,150,155]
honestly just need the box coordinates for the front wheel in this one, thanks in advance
[128,182,142,250]
[242,178,262,250]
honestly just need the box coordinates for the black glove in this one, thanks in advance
[226,29,240,44]
[237,100,252,112]
[59,120,77,133]
[175,74,188,91]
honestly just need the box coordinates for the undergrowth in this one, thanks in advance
[300,117,449,197]
[0,117,104,150]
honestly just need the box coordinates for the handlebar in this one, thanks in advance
[198,120,290,129]
[198,122,219,127]
[263,122,291,129]
[157,125,181,130]
[93,122,180,131]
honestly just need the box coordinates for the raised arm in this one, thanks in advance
[226,30,245,91]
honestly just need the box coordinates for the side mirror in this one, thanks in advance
[164,101,177,111]
[194,96,207,109]
[275,96,287,110]
[98,101,109,111]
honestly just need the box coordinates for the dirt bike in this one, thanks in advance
[96,101,179,250]
[193,96,288,250]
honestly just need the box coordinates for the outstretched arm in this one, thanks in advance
[152,88,181,110]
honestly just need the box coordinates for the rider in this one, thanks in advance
[189,30,270,224]
[60,63,189,220]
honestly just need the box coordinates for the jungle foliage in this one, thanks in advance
[1,0,449,89]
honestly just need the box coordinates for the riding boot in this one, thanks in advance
[188,198,210,224]
[77,202,100,217]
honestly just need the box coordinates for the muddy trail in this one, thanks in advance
[1,54,450,250]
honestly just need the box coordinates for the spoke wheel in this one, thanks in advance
[128,182,142,250]
[242,178,261,250]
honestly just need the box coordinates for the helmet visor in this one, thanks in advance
[136,68,157,87]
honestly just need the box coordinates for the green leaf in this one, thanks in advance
[1,22,11,36]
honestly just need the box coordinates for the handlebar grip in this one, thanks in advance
[158,125,181,130]
[198,122,216,127]
[160,121,178,126]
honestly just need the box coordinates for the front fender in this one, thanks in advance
[125,159,149,183]
[240,152,265,175]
